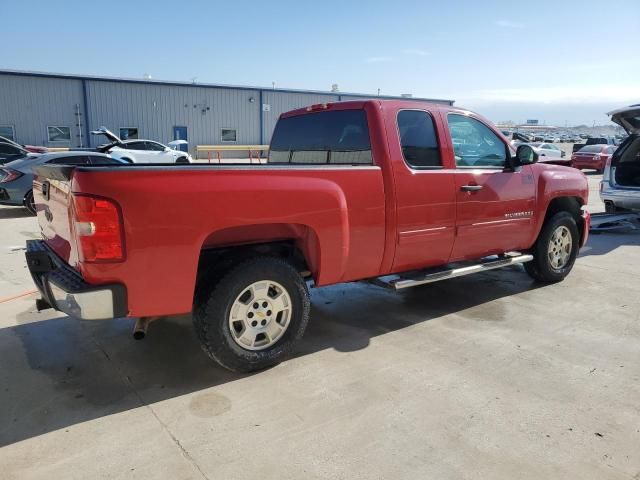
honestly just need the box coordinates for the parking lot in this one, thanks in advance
[0,172,639,479]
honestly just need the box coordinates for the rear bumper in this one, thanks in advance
[600,185,640,211]
[25,240,127,320]
[572,160,604,170]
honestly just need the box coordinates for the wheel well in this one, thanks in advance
[544,196,584,240]
[196,241,310,289]
[23,188,33,205]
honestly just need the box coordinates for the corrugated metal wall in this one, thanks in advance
[85,81,261,151]
[0,74,84,147]
[261,91,340,141]
[0,72,452,154]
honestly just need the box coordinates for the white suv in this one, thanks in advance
[600,105,640,212]
[91,127,192,164]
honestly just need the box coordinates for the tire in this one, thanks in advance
[525,211,579,283]
[24,190,36,216]
[176,157,189,164]
[193,256,310,372]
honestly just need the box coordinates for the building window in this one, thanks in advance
[119,127,139,140]
[0,126,15,141]
[221,128,237,143]
[47,126,71,143]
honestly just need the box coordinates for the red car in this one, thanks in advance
[25,100,590,372]
[571,144,616,173]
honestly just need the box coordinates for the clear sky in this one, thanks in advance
[3,0,639,125]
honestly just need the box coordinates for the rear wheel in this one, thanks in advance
[24,190,36,215]
[525,211,579,283]
[193,257,310,372]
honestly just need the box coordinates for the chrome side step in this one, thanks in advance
[372,254,534,290]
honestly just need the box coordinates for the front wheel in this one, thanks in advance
[193,257,310,372]
[525,211,579,283]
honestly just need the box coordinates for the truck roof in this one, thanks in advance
[281,99,468,119]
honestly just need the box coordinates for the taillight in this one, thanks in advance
[72,194,124,262]
[0,168,23,183]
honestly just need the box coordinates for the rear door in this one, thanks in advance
[443,113,536,261]
[121,141,150,162]
[143,141,171,163]
[388,108,457,272]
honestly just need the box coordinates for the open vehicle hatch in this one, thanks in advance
[608,105,640,134]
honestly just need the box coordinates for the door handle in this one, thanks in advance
[460,185,483,192]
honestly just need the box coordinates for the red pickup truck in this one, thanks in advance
[26,100,590,372]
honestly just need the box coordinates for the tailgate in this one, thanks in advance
[32,165,78,268]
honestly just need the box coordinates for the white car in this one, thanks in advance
[91,127,192,164]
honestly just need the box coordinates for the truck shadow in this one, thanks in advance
[579,230,640,257]
[1,266,541,447]
[0,207,33,219]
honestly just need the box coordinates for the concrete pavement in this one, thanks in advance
[0,193,638,479]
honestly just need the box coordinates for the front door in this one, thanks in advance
[173,126,188,152]
[444,113,536,261]
[389,108,457,273]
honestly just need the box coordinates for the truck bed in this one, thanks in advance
[33,163,386,317]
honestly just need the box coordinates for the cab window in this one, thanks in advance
[447,114,507,168]
[397,110,441,168]
[269,109,372,165]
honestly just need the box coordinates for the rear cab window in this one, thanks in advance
[269,109,372,165]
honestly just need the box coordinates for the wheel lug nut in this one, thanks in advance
[253,303,259,309]
[251,320,258,327]
[261,320,267,326]
[262,302,268,308]
[266,310,272,316]
[248,312,254,318]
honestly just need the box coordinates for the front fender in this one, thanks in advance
[530,165,589,243]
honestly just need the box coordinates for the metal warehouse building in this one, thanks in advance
[0,70,453,155]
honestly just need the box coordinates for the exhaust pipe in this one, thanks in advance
[133,317,155,340]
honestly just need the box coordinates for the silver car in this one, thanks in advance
[0,151,124,214]
[529,142,566,158]
[600,105,640,212]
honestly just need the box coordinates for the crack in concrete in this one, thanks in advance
[87,333,210,480]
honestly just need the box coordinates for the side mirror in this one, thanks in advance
[515,144,538,166]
